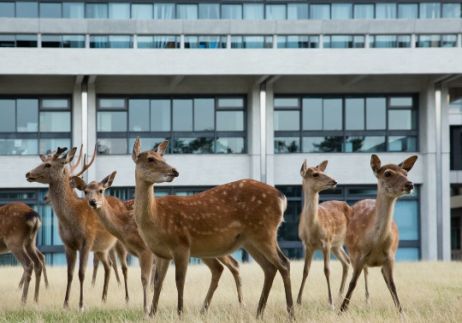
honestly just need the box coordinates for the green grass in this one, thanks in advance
[0,261,461,322]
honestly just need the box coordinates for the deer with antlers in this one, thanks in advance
[71,171,243,314]
[131,138,294,319]
[296,160,351,308]
[26,147,118,310]
[0,202,46,303]
[340,154,417,313]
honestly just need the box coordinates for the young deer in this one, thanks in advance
[26,147,118,310]
[0,202,45,303]
[131,138,294,319]
[340,154,417,313]
[72,172,244,314]
[297,160,351,308]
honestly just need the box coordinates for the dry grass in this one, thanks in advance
[0,261,461,322]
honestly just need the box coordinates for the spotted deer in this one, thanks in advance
[26,147,118,310]
[340,154,417,313]
[72,171,243,314]
[0,202,45,303]
[132,138,294,319]
[296,160,351,308]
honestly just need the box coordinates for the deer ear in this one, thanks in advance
[101,171,117,189]
[370,154,382,175]
[399,155,418,172]
[300,160,308,177]
[156,140,169,156]
[316,160,328,172]
[63,147,77,164]
[39,154,47,162]
[132,137,141,162]
[70,176,86,191]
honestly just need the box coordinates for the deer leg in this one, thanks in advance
[97,251,111,304]
[200,258,224,314]
[297,246,314,305]
[91,253,100,287]
[150,257,169,318]
[10,245,33,304]
[25,243,43,303]
[109,248,121,285]
[37,250,49,289]
[78,244,91,311]
[18,272,25,290]
[322,245,334,308]
[381,261,402,313]
[63,247,77,309]
[116,247,129,303]
[150,261,156,292]
[218,255,243,305]
[139,251,154,315]
[332,247,350,298]
[364,266,370,305]
[173,249,190,316]
[340,262,364,312]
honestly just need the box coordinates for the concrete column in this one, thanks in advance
[72,79,83,149]
[266,83,275,186]
[86,81,97,183]
[247,85,261,181]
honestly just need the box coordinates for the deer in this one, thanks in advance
[296,160,351,308]
[72,171,244,314]
[339,154,417,313]
[26,147,118,310]
[131,138,294,319]
[0,202,45,303]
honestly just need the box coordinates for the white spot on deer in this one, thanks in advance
[257,200,262,204]
[262,193,266,199]
[251,196,256,202]
[239,183,244,188]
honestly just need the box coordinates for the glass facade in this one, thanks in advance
[277,185,421,260]
[137,35,179,48]
[416,34,458,47]
[184,35,227,49]
[324,35,365,48]
[274,95,418,154]
[96,96,246,154]
[370,35,412,48]
[0,97,71,155]
[231,36,273,48]
[277,35,319,48]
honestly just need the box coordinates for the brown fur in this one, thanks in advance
[340,154,417,313]
[132,138,294,319]
[0,202,45,303]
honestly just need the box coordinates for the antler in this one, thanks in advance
[73,145,97,178]
[69,144,84,175]
[52,147,68,159]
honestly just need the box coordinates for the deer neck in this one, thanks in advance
[95,199,122,240]
[134,176,158,226]
[373,187,397,241]
[48,171,80,223]
[302,184,320,225]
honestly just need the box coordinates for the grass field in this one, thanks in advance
[0,261,461,322]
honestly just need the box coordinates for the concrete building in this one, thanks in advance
[0,0,461,265]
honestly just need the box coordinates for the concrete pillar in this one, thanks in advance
[72,81,83,149]
[441,86,452,260]
[266,83,275,186]
[247,86,261,181]
[86,81,97,183]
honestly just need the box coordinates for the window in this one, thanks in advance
[0,2,15,17]
[277,35,319,48]
[274,95,417,153]
[416,34,458,48]
[0,34,37,47]
[221,4,242,19]
[332,3,352,19]
[96,96,246,155]
[310,4,330,19]
[176,4,198,20]
[199,3,220,19]
[137,35,179,48]
[40,2,62,18]
[450,126,462,170]
[276,185,420,260]
[287,3,308,20]
[154,3,175,19]
[90,35,132,48]
[376,3,396,19]
[0,97,71,155]
[324,35,365,48]
[109,3,130,19]
[184,35,227,49]
[354,3,374,19]
[131,3,152,19]
[41,35,85,48]
[63,2,84,18]
[86,3,108,19]
[16,1,38,18]
[370,35,412,48]
[442,3,461,18]
[243,3,264,19]
[231,36,273,49]
[420,2,440,19]
[398,3,418,19]
[266,4,286,20]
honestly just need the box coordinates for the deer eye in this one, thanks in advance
[312,173,319,178]
[147,157,155,163]
[99,190,103,194]
[45,163,51,168]
[384,171,392,178]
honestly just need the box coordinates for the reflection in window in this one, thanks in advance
[216,137,244,153]
[137,35,179,48]
[90,35,132,48]
[417,34,457,47]
[97,138,128,155]
[184,36,227,49]
[42,35,85,48]
[275,137,300,153]
[366,97,386,129]
[274,111,299,131]
[370,35,412,48]
[303,136,343,153]
[277,35,319,48]
[344,136,386,152]
[388,136,417,152]
[174,137,214,154]
[345,98,364,130]
[231,36,272,48]
[324,35,365,48]
[16,34,38,47]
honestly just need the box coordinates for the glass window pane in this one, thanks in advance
[17,99,38,132]
[239,36,272,49]
[185,36,226,49]
[97,112,127,131]
[442,35,457,47]
[173,99,193,131]
[86,3,108,19]
[99,98,125,109]
[303,136,343,152]
[442,3,461,18]
[177,4,198,20]
[376,3,396,19]
[396,248,419,261]
[63,2,84,18]
[173,137,214,153]
[275,98,299,108]
[40,2,62,18]
[151,99,171,131]
[344,136,386,152]
[218,98,244,108]
[398,4,418,19]
[0,139,37,155]
[345,98,364,130]
[274,111,299,131]
[221,4,242,19]
[354,4,374,19]
[40,138,71,155]
[388,110,413,130]
[16,1,38,18]
[42,35,62,48]
[372,35,396,48]
[390,97,413,107]
[388,136,417,152]
[131,4,152,19]
[129,99,150,131]
[310,4,330,19]
[40,112,71,132]
[62,35,85,48]
[42,99,69,109]
[0,99,16,132]
[154,3,175,19]
[97,138,127,155]
[129,137,166,152]
[420,3,441,18]
[323,99,342,130]
[275,137,300,153]
[90,35,109,48]
[217,111,244,131]
[109,35,132,48]
[199,3,219,19]
[109,3,130,19]
[288,4,308,20]
[395,200,419,240]
[302,98,322,130]
[332,3,352,19]
[244,4,264,20]
[194,99,214,131]
[266,4,286,20]
[366,98,386,129]
[138,35,178,48]
[0,35,15,47]
[0,2,15,17]
[16,34,37,47]
[216,137,244,153]
[397,35,412,48]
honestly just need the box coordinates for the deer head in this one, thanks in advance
[26,147,77,184]
[300,159,337,193]
[370,154,418,198]
[71,171,117,209]
[131,137,179,184]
